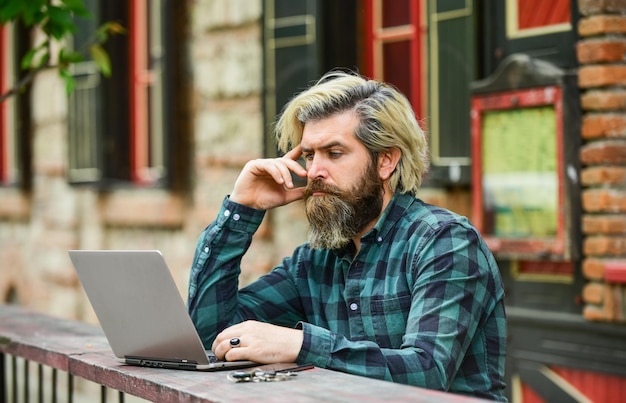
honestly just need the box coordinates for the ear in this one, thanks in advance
[378,148,401,181]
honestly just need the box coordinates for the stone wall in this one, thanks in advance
[0,0,308,324]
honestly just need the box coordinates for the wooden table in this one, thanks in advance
[0,304,487,402]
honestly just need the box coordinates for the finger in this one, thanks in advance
[283,186,306,203]
[266,159,306,189]
[224,345,249,362]
[283,145,302,161]
[280,161,307,189]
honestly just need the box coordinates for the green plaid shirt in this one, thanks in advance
[188,193,507,400]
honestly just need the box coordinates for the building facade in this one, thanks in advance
[0,0,625,401]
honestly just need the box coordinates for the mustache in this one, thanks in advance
[303,180,341,199]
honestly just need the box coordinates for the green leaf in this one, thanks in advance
[21,47,37,69]
[21,0,46,26]
[90,44,111,77]
[59,48,84,64]
[60,0,89,17]
[0,0,25,23]
[20,41,47,69]
[95,21,126,43]
[43,5,77,39]
[59,67,76,94]
[32,51,50,69]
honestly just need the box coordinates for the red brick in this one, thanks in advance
[582,189,626,212]
[584,235,626,255]
[583,304,610,321]
[581,90,626,110]
[577,39,626,63]
[583,214,626,233]
[583,281,605,304]
[581,166,626,185]
[579,0,626,16]
[580,140,626,164]
[579,65,626,88]
[581,114,626,139]
[579,15,626,36]
[583,258,608,279]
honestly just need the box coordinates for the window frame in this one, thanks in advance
[0,21,30,189]
[0,23,10,185]
[363,0,424,117]
[471,85,568,259]
[68,0,177,189]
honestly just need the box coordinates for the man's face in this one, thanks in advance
[300,111,383,249]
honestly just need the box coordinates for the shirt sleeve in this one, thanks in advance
[187,196,307,348]
[296,221,504,394]
[187,196,266,347]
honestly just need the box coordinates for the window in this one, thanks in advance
[364,0,473,186]
[482,0,577,74]
[263,0,359,157]
[263,0,320,157]
[426,0,475,185]
[472,86,567,257]
[363,0,423,117]
[68,0,188,189]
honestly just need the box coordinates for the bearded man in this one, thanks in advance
[187,71,507,401]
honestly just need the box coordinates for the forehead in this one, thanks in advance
[300,111,361,149]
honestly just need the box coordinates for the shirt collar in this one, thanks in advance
[368,192,415,241]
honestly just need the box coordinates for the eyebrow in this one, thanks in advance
[300,141,344,153]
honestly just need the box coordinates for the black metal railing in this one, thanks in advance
[1,353,129,403]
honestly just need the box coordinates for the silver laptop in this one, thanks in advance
[68,250,257,371]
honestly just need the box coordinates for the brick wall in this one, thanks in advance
[577,0,626,322]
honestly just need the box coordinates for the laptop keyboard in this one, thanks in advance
[206,351,220,363]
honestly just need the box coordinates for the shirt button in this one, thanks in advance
[204,246,209,253]
[233,213,240,221]
[224,210,231,217]
[349,302,359,311]
[377,236,383,243]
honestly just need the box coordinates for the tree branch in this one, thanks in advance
[0,63,58,103]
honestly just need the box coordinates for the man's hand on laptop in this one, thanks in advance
[212,320,303,364]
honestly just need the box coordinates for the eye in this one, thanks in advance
[329,151,342,159]
[303,153,314,161]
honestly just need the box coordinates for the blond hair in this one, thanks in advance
[274,70,429,194]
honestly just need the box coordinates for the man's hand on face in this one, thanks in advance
[212,320,304,364]
[229,146,308,210]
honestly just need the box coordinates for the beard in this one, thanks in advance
[303,160,383,250]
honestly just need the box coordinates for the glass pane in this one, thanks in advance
[382,41,412,102]
[148,0,165,181]
[435,17,473,159]
[437,0,469,13]
[68,62,102,182]
[382,0,410,27]
[517,0,570,30]
[481,106,558,238]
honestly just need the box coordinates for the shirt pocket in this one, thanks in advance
[370,293,412,348]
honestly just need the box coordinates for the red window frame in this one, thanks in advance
[471,86,567,258]
[130,0,152,185]
[0,25,8,184]
[363,0,424,117]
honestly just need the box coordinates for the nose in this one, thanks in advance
[306,155,327,180]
